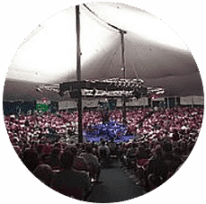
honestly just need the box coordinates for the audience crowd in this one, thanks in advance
[4,106,203,199]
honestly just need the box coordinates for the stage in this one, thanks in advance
[83,120,136,143]
[83,133,135,143]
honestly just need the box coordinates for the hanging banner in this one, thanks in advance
[180,96,193,105]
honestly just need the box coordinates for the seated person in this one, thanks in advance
[162,141,182,177]
[136,145,151,160]
[144,147,169,191]
[49,147,61,170]
[50,150,91,200]
[125,143,137,166]
[33,164,54,186]
[22,149,39,172]
[70,146,89,172]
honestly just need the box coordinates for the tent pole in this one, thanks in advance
[121,31,127,125]
[76,5,83,143]
[121,31,126,79]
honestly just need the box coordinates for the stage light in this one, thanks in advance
[36,88,43,93]
[69,89,81,98]
[133,90,141,99]
[92,89,96,96]
[59,90,64,97]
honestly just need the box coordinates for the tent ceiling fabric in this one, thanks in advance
[3,2,203,101]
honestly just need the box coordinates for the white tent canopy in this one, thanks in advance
[3,2,203,101]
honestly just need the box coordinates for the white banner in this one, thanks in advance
[180,96,204,105]
[58,100,77,110]
[180,96,193,105]
[133,97,148,106]
[59,99,99,110]
[192,96,204,105]
[82,99,98,108]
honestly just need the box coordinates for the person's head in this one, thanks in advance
[154,146,162,158]
[53,142,61,149]
[173,147,182,156]
[132,142,137,148]
[180,142,188,154]
[76,143,80,149]
[60,150,74,170]
[70,146,78,156]
[33,164,53,186]
[41,153,51,165]
[11,137,19,145]
[36,144,44,154]
[85,145,93,153]
[101,140,105,146]
[162,141,172,153]
[22,149,39,172]
[51,147,61,156]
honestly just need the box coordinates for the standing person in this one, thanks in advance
[80,145,101,183]
[100,105,112,124]
[98,140,110,168]
[33,164,53,186]
[108,138,117,156]
[98,140,110,157]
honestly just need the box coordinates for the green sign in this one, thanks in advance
[36,103,49,112]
